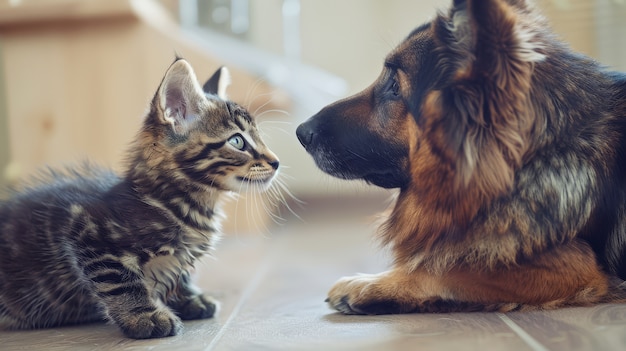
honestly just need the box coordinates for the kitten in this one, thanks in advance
[0,58,279,339]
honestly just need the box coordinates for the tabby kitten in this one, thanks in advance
[0,58,279,339]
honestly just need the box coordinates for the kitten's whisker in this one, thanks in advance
[258,125,292,139]
[249,177,262,234]
[257,119,292,126]
[252,95,279,117]
[260,184,286,226]
[275,176,306,206]
[248,173,272,237]
[241,171,260,235]
[248,92,278,114]
[256,109,291,121]
[259,180,282,230]
[243,77,267,110]
[235,175,249,238]
[277,173,296,182]
[271,177,304,222]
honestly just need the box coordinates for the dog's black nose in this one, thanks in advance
[296,123,314,148]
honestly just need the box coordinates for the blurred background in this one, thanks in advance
[0,0,625,233]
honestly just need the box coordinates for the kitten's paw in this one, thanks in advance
[175,294,218,320]
[119,309,183,339]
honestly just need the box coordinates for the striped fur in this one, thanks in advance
[0,59,279,339]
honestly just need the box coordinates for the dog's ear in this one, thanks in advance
[453,0,544,66]
[427,0,544,201]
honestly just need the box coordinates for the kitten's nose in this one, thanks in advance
[269,160,280,170]
[296,122,315,148]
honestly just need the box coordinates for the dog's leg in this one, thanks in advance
[327,240,617,314]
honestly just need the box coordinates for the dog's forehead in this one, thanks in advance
[386,23,433,71]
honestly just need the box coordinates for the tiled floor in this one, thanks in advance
[2,199,626,351]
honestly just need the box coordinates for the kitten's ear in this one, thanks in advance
[203,66,231,100]
[156,59,208,135]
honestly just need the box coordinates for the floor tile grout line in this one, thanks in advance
[497,313,550,351]
[204,257,272,351]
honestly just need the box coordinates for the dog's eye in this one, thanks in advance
[390,78,400,96]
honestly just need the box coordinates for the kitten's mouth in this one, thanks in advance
[236,176,274,184]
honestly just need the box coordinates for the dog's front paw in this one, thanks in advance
[326,273,410,315]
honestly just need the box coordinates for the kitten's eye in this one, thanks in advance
[228,134,246,150]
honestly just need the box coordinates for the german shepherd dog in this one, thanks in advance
[296,0,626,314]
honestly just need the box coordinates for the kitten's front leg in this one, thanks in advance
[168,272,218,320]
[85,259,182,339]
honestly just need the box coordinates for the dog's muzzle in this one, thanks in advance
[296,117,409,189]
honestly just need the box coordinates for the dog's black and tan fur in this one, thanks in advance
[297,0,626,314]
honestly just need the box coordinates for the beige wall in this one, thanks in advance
[0,42,7,190]
[536,0,596,57]
[249,0,603,95]
[249,0,448,95]
[300,0,448,95]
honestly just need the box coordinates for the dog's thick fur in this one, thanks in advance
[296,0,626,314]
